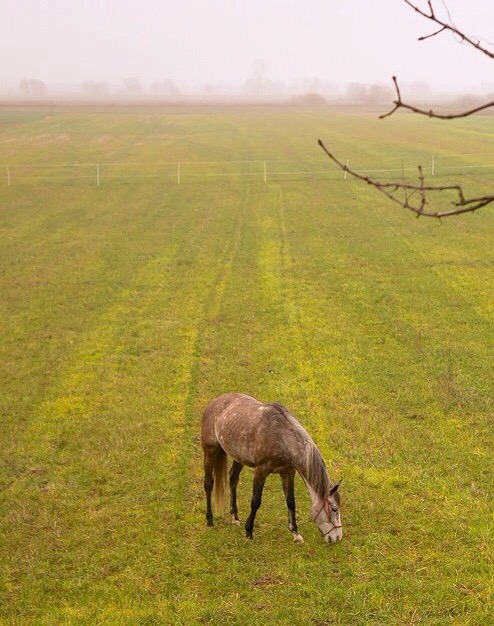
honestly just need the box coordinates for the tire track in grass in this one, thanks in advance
[163,187,250,620]
[258,182,354,464]
[142,185,248,620]
[168,187,247,499]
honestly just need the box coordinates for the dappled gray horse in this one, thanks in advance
[201,393,342,544]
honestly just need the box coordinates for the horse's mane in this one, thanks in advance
[268,403,331,500]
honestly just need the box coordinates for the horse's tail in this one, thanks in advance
[213,449,228,514]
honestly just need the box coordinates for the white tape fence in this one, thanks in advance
[3,154,494,187]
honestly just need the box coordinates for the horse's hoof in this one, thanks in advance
[232,517,241,525]
[293,533,304,544]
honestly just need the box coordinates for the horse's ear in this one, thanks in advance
[329,480,342,496]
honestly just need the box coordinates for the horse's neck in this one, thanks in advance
[302,478,329,525]
[292,438,329,507]
[305,483,324,508]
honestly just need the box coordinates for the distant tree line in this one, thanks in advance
[18,79,47,97]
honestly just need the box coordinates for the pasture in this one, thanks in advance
[0,104,493,624]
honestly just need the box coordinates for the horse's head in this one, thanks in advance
[311,481,342,543]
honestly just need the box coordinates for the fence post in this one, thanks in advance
[263,160,267,183]
[344,159,349,179]
[96,164,100,187]
[432,155,435,176]
[6,166,11,187]
[177,162,181,184]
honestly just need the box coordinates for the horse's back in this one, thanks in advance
[201,393,297,467]
[201,393,252,449]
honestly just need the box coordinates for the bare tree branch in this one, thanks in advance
[382,0,494,121]
[380,76,494,120]
[318,1,494,217]
[318,139,494,218]
[404,0,494,59]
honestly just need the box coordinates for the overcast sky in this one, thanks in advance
[1,0,493,92]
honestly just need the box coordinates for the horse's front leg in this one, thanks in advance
[281,468,304,543]
[229,460,243,525]
[245,466,269,539]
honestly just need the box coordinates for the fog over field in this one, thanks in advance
[0,0,493,99]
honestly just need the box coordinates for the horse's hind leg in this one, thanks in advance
[281,468,304,543]
[229,460,243,524]
[203,448,215,526]
[203,442,227,526]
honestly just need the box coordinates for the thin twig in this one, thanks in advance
[419,26,447,41]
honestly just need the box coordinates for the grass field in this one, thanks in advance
[1,104,493,625]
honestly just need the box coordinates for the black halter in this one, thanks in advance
[314,500,342,539]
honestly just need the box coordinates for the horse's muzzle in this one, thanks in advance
[325,528,343,543]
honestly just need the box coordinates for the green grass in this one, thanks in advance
[0,105,493,625]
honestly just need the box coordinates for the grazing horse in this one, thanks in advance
[201,393,342,544]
